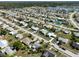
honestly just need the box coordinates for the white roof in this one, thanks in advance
[31,26,39,31]
[47,32,56,37]
[6,27,14,31]
[20,21,28,27]
[62,29,70,34]
[58,37,69,43]
[76,42,79,45]
[24,23,28,27]
[0,21,3,25]
[9,30,18,35]
[33,42,41,49]
[13,19,19,22]
[2,24,9,29]
[74,32,79,37]
[16,34,23,39]
[0,40,8,48]
[40,29,48,35]
[20,21,25,25]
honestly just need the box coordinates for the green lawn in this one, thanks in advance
[51,48,66,57]
[61,43,79,54]
[56,32,72,39]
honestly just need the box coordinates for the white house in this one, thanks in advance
[6,27,14,31]
[0,21,3,25]
[40,29,48,35]
[73,32,79,38]
[20,21,28,27]
[16,34,23,39]
[47,32,57,38]
[31,26,39,31]
[2,24,9,29]
[23,23,28,27]
[9,30,18,35]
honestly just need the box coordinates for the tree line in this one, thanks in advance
[0,1,79,8]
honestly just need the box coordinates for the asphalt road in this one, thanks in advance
[69,11,79,29]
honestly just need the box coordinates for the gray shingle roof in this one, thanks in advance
[41,50,55,57]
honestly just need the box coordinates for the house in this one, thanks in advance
[19,21,28,27]
[47,32,57,38]
[5,47,15,55]
[20,21,26,26]
[55,27,61,32]
[62,29,71,34]
[23,23,28,27]
[40,29,48,35]
[72,42,79,49]
[32,20,37,24]
[9,30,18,35]
[58,37,69,44]
[1,47,15,56]
[31,26,39,31]
[2,24,9,29]
[0,40,8,48]
[16,34,23,39]
[32,42,41,49]
[0,21,3,25]
[6,27,14,31]
[73,32,79,38]
[41,50,55,57]
[21,38,32,45]
[43,24,52,29]
[13,18,19,22]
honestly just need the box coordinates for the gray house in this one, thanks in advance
[72,42,79,49]
[58,37,69,44]
[41,50,55,57]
